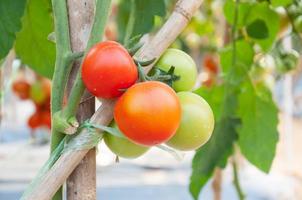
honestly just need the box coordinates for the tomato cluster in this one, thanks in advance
[12,77,51,131]
[82,41,214,159]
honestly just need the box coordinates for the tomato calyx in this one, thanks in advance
[134,58,180,85]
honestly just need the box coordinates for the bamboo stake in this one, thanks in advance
[66,0,96,199]
[23,0,203,199]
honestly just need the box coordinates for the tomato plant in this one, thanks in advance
[114,81,181,146]
[166,92,214,151]
[82,41,138,98]
[104,122,149,158]
[157,48,197,92]
[3,0,302,199]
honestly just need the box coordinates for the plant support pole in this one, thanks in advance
[66,0,96,199]
[22,1,203,199]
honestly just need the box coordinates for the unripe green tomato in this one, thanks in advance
[166,92,214,151]
[104,123,149,159]
[30,82,47,105]
[294,15,302,33]
[157,49,197,92]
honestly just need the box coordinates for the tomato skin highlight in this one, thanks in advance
[157,48,197,92]
[82,41,138,98]
[114,81,181,146]
[166,92,214,151]
[104,122,149,159]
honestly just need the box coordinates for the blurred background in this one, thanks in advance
[1,0,302,199]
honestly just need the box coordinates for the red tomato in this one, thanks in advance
[12,80,31,100]
[82,41,138,98]
[28,112,42,129]
[41,111,51,129]
[114,81,181,146]
[203,55,219,74]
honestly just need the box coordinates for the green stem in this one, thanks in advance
[232,158,245,200]
[62,0,112,119]
[50,0,73,199]
[123,0,136,45]
[230,1,245,199]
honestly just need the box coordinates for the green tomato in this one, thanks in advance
[157,48,197,92]
[166,92,214,151]
[104,123,149,159]
[30,82,47,105]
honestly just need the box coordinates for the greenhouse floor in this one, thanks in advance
[0,115,302,200]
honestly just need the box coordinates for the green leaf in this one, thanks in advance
[117,0,131,42]
[246,2,280,51]
[271,0,293,7]
[132,0,165,36]
[190,116,239,200]
[219,40,254,73]
[246,19,269,39]
[117,0,166,42]
[190,86,240,200]
[0,0,26,59]
[223,0,253,28]
[15,0,55,79]
[237,81,279,172]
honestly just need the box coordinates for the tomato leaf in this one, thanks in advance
[271,0,293,7]
[219,40,254,73]
[246,19,269,39]
[117,0,166,42]
[15,0,55,79]
[0,0,26,59]
[246,2,279,51]
[223,0,253,28]
[237,81,279,172]
[132,0,165,36]
[190,86,240,199]
[190,116,239,199]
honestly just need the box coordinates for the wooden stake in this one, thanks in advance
[66,0,96,199]
[22,1,203,199]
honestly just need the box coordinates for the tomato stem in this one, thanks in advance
[62,0,112,119]
[232,157,245,200]
[50,0,74,198]
[124,0,136,45]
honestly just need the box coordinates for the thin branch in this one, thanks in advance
[232,157,245,200]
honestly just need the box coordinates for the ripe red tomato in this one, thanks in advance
[82,41,138,98]
[28,112,42,129]
[41,111,51,129]
[12,80,31,100]
[114,81,181,146]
